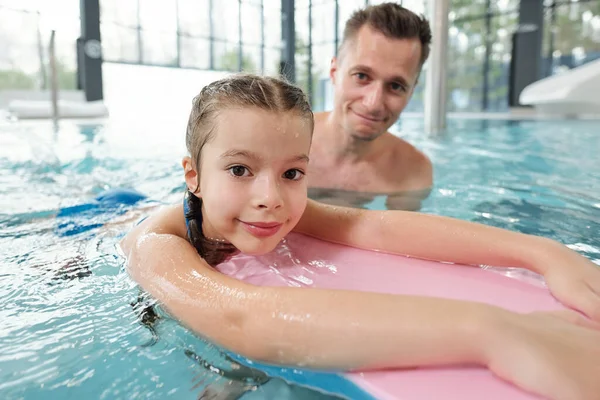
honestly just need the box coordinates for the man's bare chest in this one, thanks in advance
[308,157,403,192]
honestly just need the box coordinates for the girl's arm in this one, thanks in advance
[120,205,600,399]
[295,200,548,272]
[120,205,487,369]
[294,200,600,321]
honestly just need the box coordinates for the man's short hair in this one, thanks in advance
[340,2,432,67]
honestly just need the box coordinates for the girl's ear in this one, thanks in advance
[182,156,200,196]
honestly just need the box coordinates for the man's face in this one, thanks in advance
[330,25,422,141]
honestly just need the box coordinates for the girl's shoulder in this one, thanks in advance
[121,203,188,254]
[150,203,188,238]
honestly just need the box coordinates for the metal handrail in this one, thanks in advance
[49,30,59,124]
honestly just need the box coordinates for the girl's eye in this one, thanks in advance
[283,169,304,181]
[229,165,249,177]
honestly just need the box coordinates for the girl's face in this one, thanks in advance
[185,108,312,255]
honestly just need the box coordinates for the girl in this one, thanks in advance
[120,74,600,400]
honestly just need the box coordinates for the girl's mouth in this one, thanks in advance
[239,221,283,238]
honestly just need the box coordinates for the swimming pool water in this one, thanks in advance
[1,116,599,399]
[403,118,600,262]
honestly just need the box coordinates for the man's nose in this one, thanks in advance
[362,83,384,113]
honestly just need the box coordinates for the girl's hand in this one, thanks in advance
[537,240,600,321]
[487,309,600,400]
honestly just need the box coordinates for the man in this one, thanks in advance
[308,3,433,210]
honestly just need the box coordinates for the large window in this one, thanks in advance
[6,0,595,112]
[447,0,518,112]
[488,13,516,111]
[543,0,600,77]
[445,0,599,112]
[100,0,281,75]
[0,0,80,90]
[447,18,486,112]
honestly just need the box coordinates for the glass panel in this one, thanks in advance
[178,0,210,38]
[241,44,261,73]
[311,2,336,44]
[491,0,520,13]
[212,0,240,41]
[241,2,262,45]
[295,45,310,95]
[0,7,42,89]
[545,1,600,75]
[263,4,281,48]
[140,29,178,66]
[296,5,310,49]
[50,21,80,90]
[0,0,80,90]
[263,0,280,10]
[100,0,138,28]
[311,42,335,111]
[101,25,139,63]
[264,47,280,76]
[139,0,177,33]
[488,13,518,111]
[214,40,241,71]
[542,6,553,76]
[450,0,488,20]
[295,0,310,9]
[180,37,211,69]
[100,0,139,65]
[447,18,485,111]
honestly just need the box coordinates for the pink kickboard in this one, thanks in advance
[217,233,562,400]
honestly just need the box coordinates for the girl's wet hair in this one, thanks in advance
[184,73,314,266]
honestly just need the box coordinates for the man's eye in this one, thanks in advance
[390,82,405,92]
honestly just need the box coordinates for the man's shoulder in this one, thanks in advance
[383,133,433,187]
[385,133,430,164]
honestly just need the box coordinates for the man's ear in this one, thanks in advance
[329,56,338,84]
[182,156,200,196]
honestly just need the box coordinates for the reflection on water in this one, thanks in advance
[308,187,432,211]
